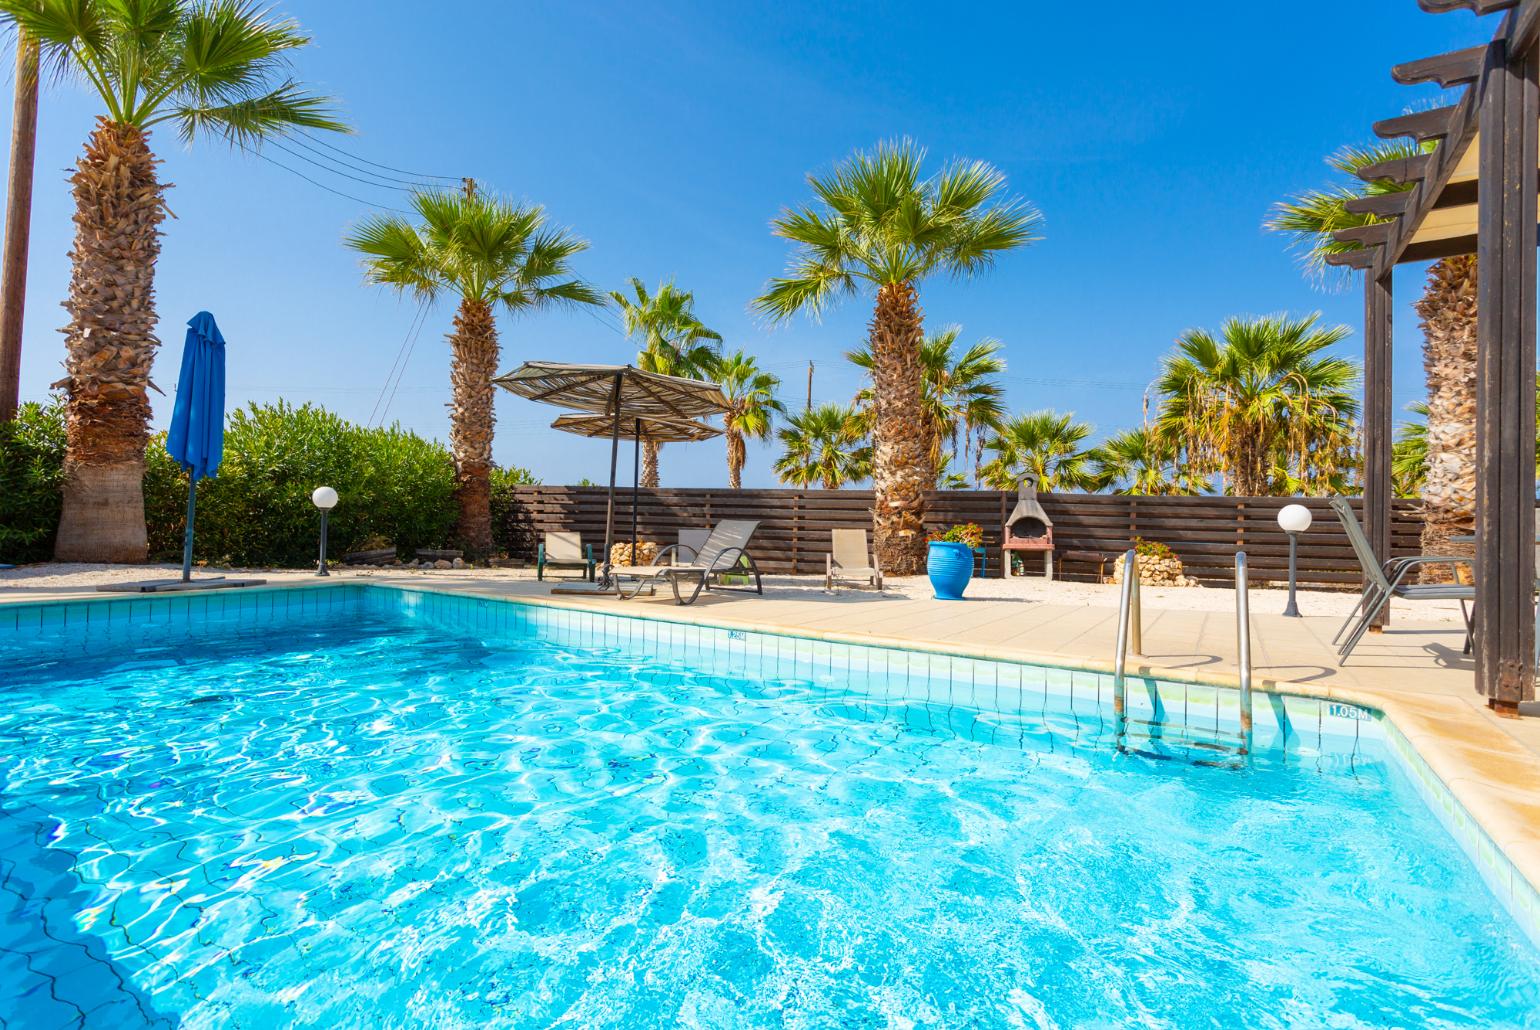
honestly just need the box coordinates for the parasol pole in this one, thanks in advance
[600,371,623,588]
[631,417,641,565]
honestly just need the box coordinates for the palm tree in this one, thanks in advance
[1392,403,1430,499]
[348,187,601,556]
[0,0,344,561]
[774,403,872,489]
[610,278,721,487]
[1393,378,1540,498]
[706,350,783,488]
[1267,140,1476,566]
[980,410,1099,492]
[755,139,1040,574]
[1089,427,1196,495]
[848,325,1006,484]
[1153,314,1359,497]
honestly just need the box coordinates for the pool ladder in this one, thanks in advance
[1114,549,1254,759]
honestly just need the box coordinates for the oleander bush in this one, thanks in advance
[0,398,67,563]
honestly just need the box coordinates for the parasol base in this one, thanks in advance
[96,577,268,594]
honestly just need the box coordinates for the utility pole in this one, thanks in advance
[463,177,476,198]
[0,33,39,422]
[805,360,813,411]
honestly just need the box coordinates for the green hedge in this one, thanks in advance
[0,399,67,563]
[145,401,465,566]
[2,399,541,567]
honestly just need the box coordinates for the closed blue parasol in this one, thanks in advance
[165,312,227,582]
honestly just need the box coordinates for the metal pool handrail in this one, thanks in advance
[1113,548,1139,752]
[1236,551,1254,757]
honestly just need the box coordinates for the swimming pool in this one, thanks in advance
[3,585,1539,1027]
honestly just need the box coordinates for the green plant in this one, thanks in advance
[980,410,1098,492]
[773,403,872,489]
[348,187,601,556]
[928,523,983,549]
[1153,313,1359,496]
[754,138,1040,574]
[143,401,458,566]
[1131,537,1174,562]
[0,398,67,562]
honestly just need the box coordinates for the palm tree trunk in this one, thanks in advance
[1415,255,1478,583]
[53,120,166,562]
[448,297,498,557]
[727,428,745,489]
[641,440,660,488]
[870,281,929,574]
[0,32,39,423]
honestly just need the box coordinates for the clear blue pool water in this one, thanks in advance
[2,589,1539,1028]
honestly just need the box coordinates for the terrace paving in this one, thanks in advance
[5,563,1540,906]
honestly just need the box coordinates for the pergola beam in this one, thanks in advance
[1419,0,1518,13]
[1394,45,1491,87]
[1332,222,1395,247]
[1374,106,1462,144]
[1344,192,1415,217]
[1473,34,1538,712]
[1356,153,1433,185]
[1323,248,1376,269]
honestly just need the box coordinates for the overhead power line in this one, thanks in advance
[243,146,412,214]
[297,130,463,183]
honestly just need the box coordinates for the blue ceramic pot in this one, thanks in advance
[927,541,974,600]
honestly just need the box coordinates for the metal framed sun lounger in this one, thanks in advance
[825,528,883,591]
[616,519,762,605]
[1328,497,1474,664]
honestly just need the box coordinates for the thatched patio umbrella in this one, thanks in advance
[550,412,721,568]
[494,362,729,588]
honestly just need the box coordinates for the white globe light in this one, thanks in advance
[311,486,339,510]
[1277,503,1313,534]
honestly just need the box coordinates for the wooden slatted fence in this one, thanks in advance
[504,487,1424,587]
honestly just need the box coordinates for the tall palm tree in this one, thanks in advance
[1153,313,1359,497]
[609,277,721,487]
[0,0,344,561]
[1267,140,1476,569]
[848,325,1006,484]
[706,350,783,488]
[755,139,1040,574]
[980,410,1099,492]
[1089,427,1196,496]
[348,187,601,556]
[774,403,872,489]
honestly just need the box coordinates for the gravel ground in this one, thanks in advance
[0,562,1470,623]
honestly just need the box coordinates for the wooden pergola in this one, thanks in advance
[1326,0,1538,713]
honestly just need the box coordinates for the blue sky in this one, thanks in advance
[3,1,1495,488]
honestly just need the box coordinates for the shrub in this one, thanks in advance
[929,522,984,549]
[145,401,460,567]
[0,398,67,563]
[1132,536,1175,561]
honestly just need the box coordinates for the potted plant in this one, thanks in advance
[927,523,983,600]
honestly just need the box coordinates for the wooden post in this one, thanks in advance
[1475,37,1538,713]
[0,34,39,422]
[1364,270,1394,628]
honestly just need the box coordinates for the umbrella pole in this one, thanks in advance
[600,373,623,588]
[180,477,197,582]
[631,418,641,564]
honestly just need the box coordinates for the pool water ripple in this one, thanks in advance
[1,610,1538,1027]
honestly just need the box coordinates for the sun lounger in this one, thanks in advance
[1329,497,1473,664]
[617,519,762,605]
[537,531,595,582]
[825,528,882,591]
